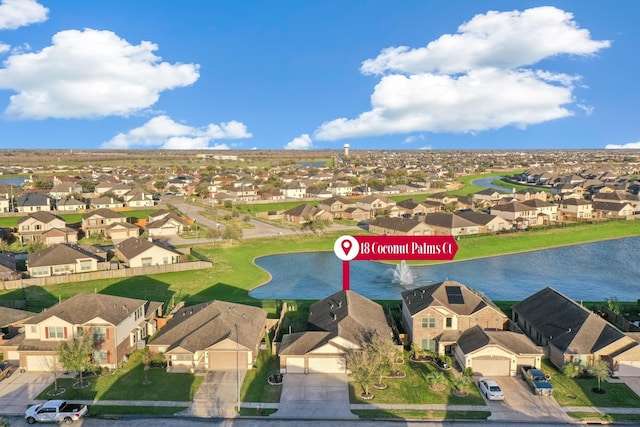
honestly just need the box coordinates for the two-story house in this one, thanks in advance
[82,208,127,238]
[557,198,593,221]
[355,195,396,215]
[279,182,307,199]
[15,293,162,371]
[17,211,77,245]
[318,196,355,219]
[490,201,539,229]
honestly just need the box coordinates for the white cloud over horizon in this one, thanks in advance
[0,28,199,119]
[0,0,48,30]
[102,115,252,149]
[605,141,640,149]
[284,133,313,150]
[315,6,610,141]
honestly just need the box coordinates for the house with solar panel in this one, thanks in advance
[401,281,545,376]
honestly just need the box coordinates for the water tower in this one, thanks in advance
[343,143,350,157]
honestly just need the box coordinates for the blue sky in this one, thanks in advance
[0,0,638,151]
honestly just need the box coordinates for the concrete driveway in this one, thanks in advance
[182,370,247,418]
[481,376,571,423]
[0,371,57,416]
[274,373,357,420]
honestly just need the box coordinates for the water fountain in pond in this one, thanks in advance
[393,260,415,286]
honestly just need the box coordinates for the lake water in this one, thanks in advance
[249,237,640,301]
[0,177,25,186]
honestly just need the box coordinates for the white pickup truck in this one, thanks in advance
[25,400,88,424]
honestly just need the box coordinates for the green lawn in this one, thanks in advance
[352,409,490,420]
[37,350,202,401]
[88,405,187,416]
[349,357,485,406]
[545,360,640,407]
[241,350,282,403]
[0,209,159,229]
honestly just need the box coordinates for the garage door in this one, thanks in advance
[308,357,345,373]
[618,361,640,377]
[208,351,247,370]
[286,357,306,373]
[26,355,58,372]
[472,357,510,377]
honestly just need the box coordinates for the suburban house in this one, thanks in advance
[146,212,188,237]
[472,189,511,207]
[49,183,83,200]
[106,222,140,243]
[27,243,105,277]
[279,290,393,374]
[0,253,20,281]
[341,206,371,222]
[521,199,558,224]
[0,196,9,213]
[82,208,127,237]
[557,198,593,220]
[113,237,182,268]
[455,325,544,377]
[396,199,433,217]
[368,217,432,236]
[490,201,540,229]
[318,196,355,219]
[282,204,332,224]
[456,211,511,234]
[422,212,480,236]
[592,201,635,219]
[11,293,162,371]
[56,198,87,212]
[15,192,55,213]
[124,190,155,207]
[401,281,508,355]
[355,195,396,215]
[279,182,307,199]
[147,301,267,373]
[512,287,637,372]
[17,211,67,244]
[90,197,125,209]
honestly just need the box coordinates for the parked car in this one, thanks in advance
[478,377,504,401]
[521,366,553,396]
[25,400,88,424]
[0,362,15,381]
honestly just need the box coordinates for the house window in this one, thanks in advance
[31,267,49,277]
[46,326,65,339]
[31,326,36,333]
[141,257,152,266]
[173,354,192,361]
[93,350,107,364]
[421,339,436,352]
[22,225,29,231]
[163,257,168,264]
[53,265,70,274]
[445,318,453,329]
[79,260,92,271]
[93,327,107,342]
[421,318,436,328]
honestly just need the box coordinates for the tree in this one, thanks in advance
[26,240,46,253]
[452,375,472,394]
[605,296,622,315]
[346,330,396,396]
[370,333,396,387]
[222,222,242,243]
[426,371,447,391]
[587,359,610,392]
[562,362,582,379]
[345,345,377,398]
[57,330,94,387]
[204,226,222,246]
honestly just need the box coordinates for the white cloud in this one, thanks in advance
[0,0,48,30]
[316,6,610,141]
[404,134,425,144]
[284,134,313,150]
[0,28,199,119]
[0,42,8,54]
[101,115,251,149]
[605,142,640,149]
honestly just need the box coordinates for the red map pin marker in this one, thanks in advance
[341,240,352,256]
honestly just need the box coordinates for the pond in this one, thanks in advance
[249,237,640,302]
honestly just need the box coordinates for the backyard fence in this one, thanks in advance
[0,260,212,291]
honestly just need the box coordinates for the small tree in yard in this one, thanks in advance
[587,359,610,393]
[370,333,396,387]
[57,330,94,387]
[426,370,447,391]
[345,329,394,398]
[345,347,377,399]
[562,362,582,379]
[222,222,242,243]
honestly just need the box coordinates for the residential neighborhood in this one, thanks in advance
[1,148,640,423]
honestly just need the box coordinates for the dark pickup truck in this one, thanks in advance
[521,366,553,396]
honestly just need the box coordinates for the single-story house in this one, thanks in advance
[113,237,182,268]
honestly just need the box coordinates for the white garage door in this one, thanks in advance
[618,361,640,377]
[472,357,510,377]
[286,357,306,373]
[26,355,58,372]
[308,357,345,373]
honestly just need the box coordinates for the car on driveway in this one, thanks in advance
[0,362,15,381]
[478,377,504,400]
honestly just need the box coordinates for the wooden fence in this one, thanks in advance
[0,260,212,291]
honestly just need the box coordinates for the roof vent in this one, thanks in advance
[338,300,342,308]
[331,312,337,321]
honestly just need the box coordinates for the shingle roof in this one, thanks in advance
[150,301,267,353]
[17,211,63,225]
[402,280,502,317]
[457,325,543,355]
[423,212,477,229]
[27,243,102,267]
[513,287,627,354]
[0,306,33,327]
[370,217,425,232]
[114,237,180,259]
[26,293,148,326]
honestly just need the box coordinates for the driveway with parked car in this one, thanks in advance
[479,376,571,423]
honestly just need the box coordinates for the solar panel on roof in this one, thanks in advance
[445,286,464,304]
